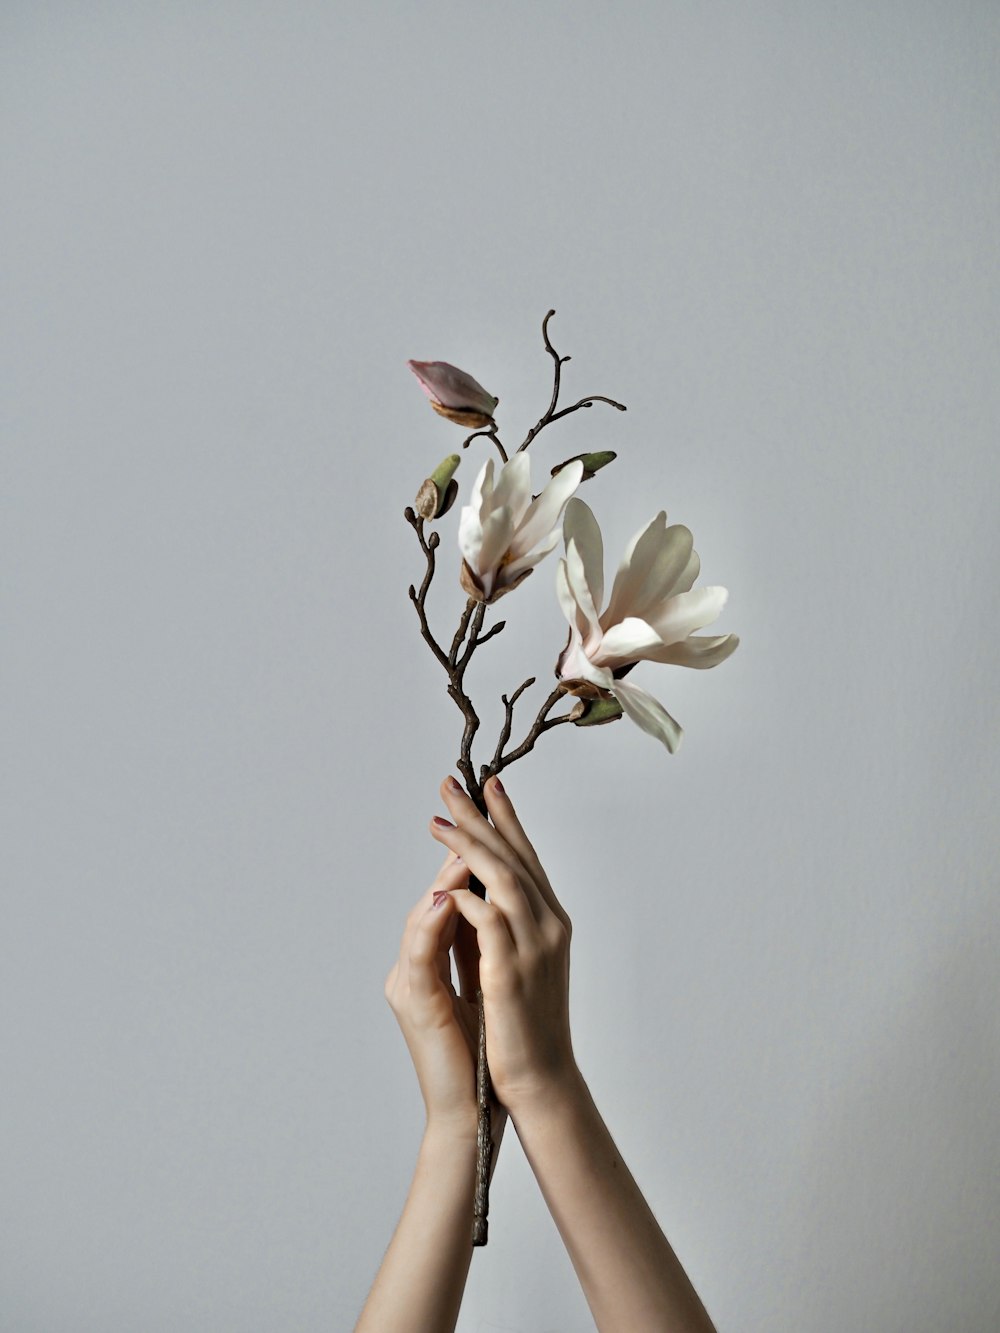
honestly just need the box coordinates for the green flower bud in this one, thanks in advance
[551,450,617,482]
[570,696,624,727]
[415,454,462,520]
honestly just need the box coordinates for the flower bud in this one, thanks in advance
[551,450,617,481]
[414,454,462,520]
[570,697,624,727]
[408,360,498,429]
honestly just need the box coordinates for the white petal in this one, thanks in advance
[557,630,610,686]
[555,558,581,633]
[592,616,665,668]
[565,537,602,646]
[602,511,667,626]
[631,524,695,616]
[646,586,729,646]
[603,520,696,627]
[644,632,739,669]
[510,458,584,559]
[563,498,605,614]
[673,547,701,597]
[612,678,683,753]
[457,505,483,570]
[491,453,533,529]
[471,458,494,518]
[477,504,515,579]
[504,526,561,583]
[558,638,614,690]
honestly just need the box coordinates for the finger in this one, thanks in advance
[406,890,459,1003]
[483,776,569,926]
[440,777,543,916]
[451,913,481,1000]
[444,888,517,979]
[430,817,538,950]
[398,857,469,985]
[436,908,460,989]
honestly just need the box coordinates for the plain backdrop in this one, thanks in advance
[3,3,999,1330]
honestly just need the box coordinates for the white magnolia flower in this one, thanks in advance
[555,498,738,752]
[458,454,585,604]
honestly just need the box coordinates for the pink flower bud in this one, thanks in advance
[408,360,498,429]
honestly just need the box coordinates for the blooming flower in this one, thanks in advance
[458,454,585,603]
[408,360,499,429]
[555,498,738,752]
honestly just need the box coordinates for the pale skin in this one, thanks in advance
[355,775,717,1333]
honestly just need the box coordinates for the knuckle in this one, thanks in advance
[407,939,430,968]
[542,915,570,951]
[495,866,519,896]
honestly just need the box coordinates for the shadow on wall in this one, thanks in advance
[788,907,1000,1332]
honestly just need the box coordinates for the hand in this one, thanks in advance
[430,775,579,1117]
[383,853,482,1137]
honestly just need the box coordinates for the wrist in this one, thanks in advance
[502,1061,589,1126]
[423,1107,480,1148]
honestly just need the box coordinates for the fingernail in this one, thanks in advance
[433,890,449,909]
[432,816,455,829]
[446,776,463,795]
[491,775,505,795]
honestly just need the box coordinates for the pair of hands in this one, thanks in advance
[383,775,578,1136]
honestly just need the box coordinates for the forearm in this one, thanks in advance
[511,1071,716,1333]
[355,1123,477,1333]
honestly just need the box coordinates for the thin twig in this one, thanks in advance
[518,310,626,452]
[449,598,477,666]
[548,394,627,424]
[474,620,506,647]
[486,676,536,777]
[452,602,487,802]
[518,310,567,452]
[458,601,488,674]
[449,678,482,804]
[493,686,576,772]
[404,508,449,670]
[462,422,509,464]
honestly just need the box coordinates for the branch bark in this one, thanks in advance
[518,310,626,452]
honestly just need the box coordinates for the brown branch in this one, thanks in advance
[518,310,627,452]
[449,597,477,667]
[458,601,488,673]
[452,602,488,802]
[492,685,577,773]
[518,310,568,452]
[404,507,449,670]
[462,422,509,464]
[548,394,627,423]
[486,676,536,777]
[448,678,482,804]
[474,619,506,647]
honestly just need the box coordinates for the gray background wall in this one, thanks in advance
[3,3,999,1330]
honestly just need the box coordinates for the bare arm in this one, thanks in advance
[355,855,489,1333]
[510,1074,715,1332]
[432,775,717,1333]
[354,1124,476,1333]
